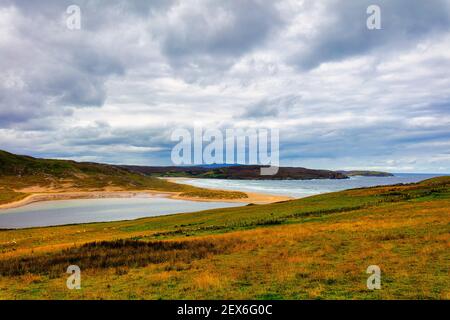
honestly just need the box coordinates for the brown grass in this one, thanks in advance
[0,238,242,277]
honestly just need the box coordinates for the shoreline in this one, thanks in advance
[163,177,293,204]
[0,185,293,211]
[0,191,173,210]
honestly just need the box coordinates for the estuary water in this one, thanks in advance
[0,197,244,229]
[172,173,445,198]
[0,173,445,229]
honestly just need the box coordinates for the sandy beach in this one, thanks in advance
[0,180,292,210]
[0,191,171,210]
[164,177,293,203]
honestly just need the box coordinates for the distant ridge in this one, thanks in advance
[337,170,394,177]
[121,164,348,180]
[0,149,392,182]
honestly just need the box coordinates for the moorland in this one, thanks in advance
[0,169,448,299]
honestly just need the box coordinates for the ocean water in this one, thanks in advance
[0,197,244,229]
[173,173,445,198]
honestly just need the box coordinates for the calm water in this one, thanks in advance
[0,197,244,229]
[1,173,446,229]
[174,173,446,198]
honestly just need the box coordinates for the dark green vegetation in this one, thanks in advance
[338,170,394,177]
[0,150,247,203]
[0,176,448,299]
[122,164,349,180]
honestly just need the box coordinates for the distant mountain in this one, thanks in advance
[121,165,348,180]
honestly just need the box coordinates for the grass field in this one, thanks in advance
[0,176,449,299]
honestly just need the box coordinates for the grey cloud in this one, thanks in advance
[3,0,172,18]
[291,0,450,70]
[62,122,174,151]
[278,121,441,164]
[1,0,450,172]
[240,95,302,119]
[155,0,283,79]
[0,1,134,126]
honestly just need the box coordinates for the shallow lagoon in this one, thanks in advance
[0,197,245,229]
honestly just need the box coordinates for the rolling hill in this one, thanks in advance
[0,150,247,204]
[121,164,349,180]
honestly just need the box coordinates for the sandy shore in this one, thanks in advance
[0,182,292,210]
[0,191,174,210]
[172,191,292,204]
[164,177,293,204]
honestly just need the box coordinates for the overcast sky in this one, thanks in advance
[1,0,450,172]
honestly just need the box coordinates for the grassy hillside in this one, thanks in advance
[0,149,190,191]
[0,176,448,299]
[0,150,247,203]
[337,170,393,177]
[123,165,393,179]
[122,165,348,180]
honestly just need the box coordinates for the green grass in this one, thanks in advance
[0,176,449,299]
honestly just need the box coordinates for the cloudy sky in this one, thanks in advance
[1,0,450,172]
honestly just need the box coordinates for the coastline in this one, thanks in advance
[0,183,292,211]
[1,174,437,211]
[163,177,293,203]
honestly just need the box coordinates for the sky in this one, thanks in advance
[1,0,450,173]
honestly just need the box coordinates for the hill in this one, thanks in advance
[0,175,448,299]
[337,170,393,177]
[0,150,247,204]
[121,164,348,180]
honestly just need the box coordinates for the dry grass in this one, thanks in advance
[0,238,242,277]
[0,177,449,299]
[0,187,27,205]
[192,272,224,290]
